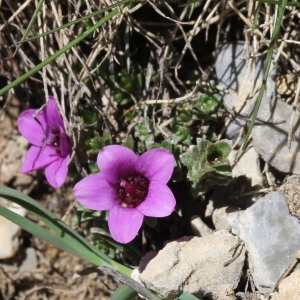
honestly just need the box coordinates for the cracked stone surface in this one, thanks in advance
[228,191,300,293]
[139,230,245,300]
[215,41,275,141]
[252,99,300,174]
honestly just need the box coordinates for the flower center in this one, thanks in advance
[47,129,61,154]
[119,174,149,208]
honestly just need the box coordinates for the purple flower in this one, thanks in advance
[18,96,72,188]
[73,145,176,243]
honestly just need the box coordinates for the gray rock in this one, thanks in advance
[216,43,300,174]
[17,247,38,275]
[139,230,245,300]
[208,147,263,221]
[253,99,300,174]
[215,42,275,140]
[228,191,300,293]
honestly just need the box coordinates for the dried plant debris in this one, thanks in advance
[1,0,300,299]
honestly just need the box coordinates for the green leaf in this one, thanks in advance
[14,0,129,46]
[255,0,300,7]
[179,292,202,300]
[111,285,138,300]
[180,139,232,196]
[198,93,220,115]
[207,141,231,163]
[86,131,111,155]
[0,186,131,275]
[14,0,45,54]
[99,266,161,300]
[243,0,287,148]
[0,205,103,266]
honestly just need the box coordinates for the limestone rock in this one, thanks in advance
[228,191,300,293]
[212,206,239,231]
[228,147,264,188]
[0,201,26,259]
[190,215,213,237]
[273,270,300,300]
[280,175,300,218]
[139,230,245,300]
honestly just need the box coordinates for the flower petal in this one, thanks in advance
[18,109,45,146]
[135,148,174,183]
[59,126,72,157]
[44,96,64,129]
[73,173,117,210]
[97,145,138,184]
[44,155,70,188]
[136,181,176,217]
[45,155,70,189]
[21,146,60,173]
[108,205,143,243]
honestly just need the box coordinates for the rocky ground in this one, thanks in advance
[1,1,300,300]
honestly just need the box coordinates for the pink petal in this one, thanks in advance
[59,127,72,157]
[97,145,138,184]
[136,181,176,217]
[73,173,117,210]
[44,155,70,188]
[135,148,174,183]
[44,96,64,129]
[21,146,60,173]
[108,205,143,243]
[18,109,46,146]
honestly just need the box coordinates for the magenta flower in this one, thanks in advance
[18,96,72,188]
[73,145,176,243]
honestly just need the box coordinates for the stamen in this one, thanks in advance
[120,180,139,194]
[50,136,60,147]
[119,175,149,208]
[41,128,61,155]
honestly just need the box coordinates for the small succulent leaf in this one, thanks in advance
[181,139,232,195]
[180,152,194,168]
[207,140,231,159]
[123,135,135,150]
[86,130,111,154]
[198,93,221,115]
[148,140,173,152]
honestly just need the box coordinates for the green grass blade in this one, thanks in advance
[255,0,300,7]
[99,266,161,300]
[14,0,45,55]
[14,0,129,45]
[0,6,122,96]
[0,205,105,266]
[252,2,262,34]
[243,0,287,148]
[0,186,131,275]
[111,285,138,300]
[179,292,202,300]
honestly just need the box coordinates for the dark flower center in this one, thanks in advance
[119,174,149,208]
[48,129,61,154]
